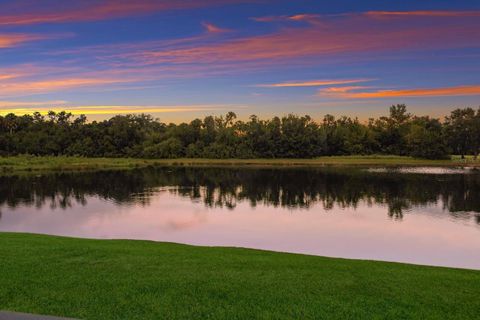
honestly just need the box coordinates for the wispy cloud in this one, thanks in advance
[0,0,251,26]
[0,100,67,109]
[252,14,322,23]
[202,22,230,33]
[365,10,480,18]
[19,8,478,81]
[0,104,245,116]
[4,8,480,101]
[0,74,17,81]
[253,10,480,22]
[0,75,141,97]
[256,79,373,88]
[0,61,262,98]
[107,11,480,68]
[0,33,46,48]
[318,85,480,99]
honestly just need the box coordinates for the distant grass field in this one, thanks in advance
[0,155,479,175]
[0,233,479,319]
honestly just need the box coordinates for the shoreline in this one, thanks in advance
[1,155,479,175]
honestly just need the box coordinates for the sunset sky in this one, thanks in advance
[1,0,480,122]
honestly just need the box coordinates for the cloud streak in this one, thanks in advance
[0,0,251,26]
[0,104,244,116]
[318,85,480,99]
[253,10,480,22]
[252,14,322,23]
[0,76,139,97]
[0,33,46,48]
[202,22,230,33]
[365,10,480,18]
[256,79,373,88]
[109,11,480,68]
[0,100,67,109]
[0,74,17,81]
[3,7,480,103]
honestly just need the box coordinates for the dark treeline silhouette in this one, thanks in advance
[1,167,479,221]
[1,105,479,159]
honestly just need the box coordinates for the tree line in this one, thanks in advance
[0,104,479,159]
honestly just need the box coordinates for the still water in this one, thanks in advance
[1,166,479,269]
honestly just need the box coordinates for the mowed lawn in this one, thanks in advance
[0,233,479,319]
[1,155,479,175]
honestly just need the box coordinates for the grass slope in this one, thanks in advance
[0,233,479,319]
[1,155,479,175]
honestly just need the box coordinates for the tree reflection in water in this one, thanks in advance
[0,167,479,223]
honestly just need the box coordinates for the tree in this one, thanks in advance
[444,108,477,159]
[473,108,480,159]
[144,137,183,158]
[406,117,450,159]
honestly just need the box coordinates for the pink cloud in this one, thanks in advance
[0,33,47,48]
[22,8,480,91]
[202,22,230,33]
[252,13,323,24]
[4,8,480,100]
[0,77,135,96]
[0,0,253,26]
[253,10,480,23]
[117,15,480,67]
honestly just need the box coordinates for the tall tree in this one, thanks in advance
[444,108,477,159]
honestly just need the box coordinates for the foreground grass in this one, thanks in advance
[0,233,479,319]
[1,155,479,175]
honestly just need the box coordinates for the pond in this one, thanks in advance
[1,166,479,269]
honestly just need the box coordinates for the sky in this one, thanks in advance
[0,0,480,122]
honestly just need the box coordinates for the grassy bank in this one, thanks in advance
[1,155,479,175]
[0,233,479,319]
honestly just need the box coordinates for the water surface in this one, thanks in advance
[1,166,479,269]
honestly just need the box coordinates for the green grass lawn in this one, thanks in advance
[1,155,479,175]
[0,233,479,319]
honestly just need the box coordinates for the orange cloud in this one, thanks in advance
[0,61,265,98]
[0,34,45,48]
[0,0,251,26]
[318,85,480,99]
[365,10,480,18]
[0,105,244,116]
[289,14,321,21]
[0,74,17,81]
[0,77,136,97]
[256,79,373,88]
